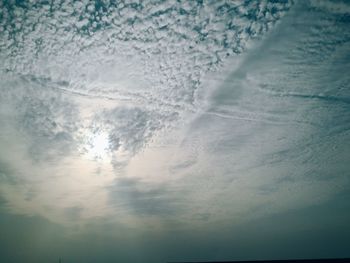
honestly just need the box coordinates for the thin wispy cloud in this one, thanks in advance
[0,1,349,262]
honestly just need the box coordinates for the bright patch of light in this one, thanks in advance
[84,131,111,162]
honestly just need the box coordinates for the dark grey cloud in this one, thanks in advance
[63,206,83,221]
[93,106,172,168]
[2,75,79,163]
[0,160,17,186]
[107,177,183,217]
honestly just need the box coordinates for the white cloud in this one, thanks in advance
[2,0,348,229]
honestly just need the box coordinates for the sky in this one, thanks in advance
[0,0,350,262]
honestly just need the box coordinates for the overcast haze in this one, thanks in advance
[0,0,350,262]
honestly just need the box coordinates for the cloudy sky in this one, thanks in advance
[0,0,350,262]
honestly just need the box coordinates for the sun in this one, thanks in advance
[84,131,111,162]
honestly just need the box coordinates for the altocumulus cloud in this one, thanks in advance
[1,1,350,263]
[0,0,349,242]
[0,0,294,225]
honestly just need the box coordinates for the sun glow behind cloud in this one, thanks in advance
[83,131,111,162]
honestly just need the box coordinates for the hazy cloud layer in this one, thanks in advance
[0,1,350,262]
